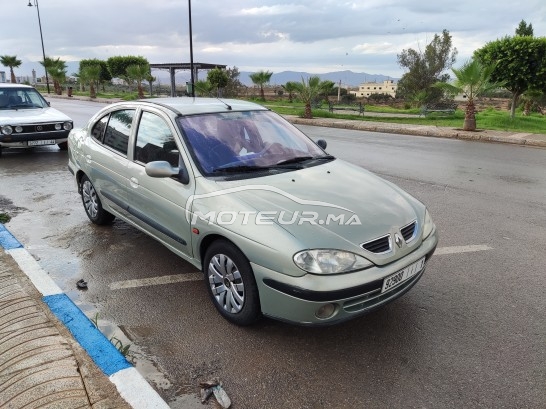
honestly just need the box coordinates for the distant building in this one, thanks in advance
[0,71,5,83]
[350,79,398,98]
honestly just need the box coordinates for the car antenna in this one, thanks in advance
[190,82,232,110]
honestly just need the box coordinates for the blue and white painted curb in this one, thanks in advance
[0,224,170,409]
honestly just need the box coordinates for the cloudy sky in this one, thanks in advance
[2,0,545,82]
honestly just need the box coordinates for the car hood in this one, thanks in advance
[0,107,72,124]
[192,159,425,264]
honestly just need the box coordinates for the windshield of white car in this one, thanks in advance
[0,88,48,110]
[178,110,332,176]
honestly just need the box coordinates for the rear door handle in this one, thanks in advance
[130,177,139,188]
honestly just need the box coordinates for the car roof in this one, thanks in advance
[135,97,269,116]
[0,83,34,89]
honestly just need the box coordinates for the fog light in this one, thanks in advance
[55,123,62,130]
[315,303,337,319]
[15,126,23,133]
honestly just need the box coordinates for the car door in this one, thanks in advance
[126,108,195,258]
[84,109,135,217]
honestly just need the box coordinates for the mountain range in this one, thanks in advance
[12,61,397,88]
[238,70,398,87]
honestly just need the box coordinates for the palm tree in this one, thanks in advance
[249,70,273,100]
[293,76,331,119]
[0,55,22,83]
[282,81,298,103]
[194,80,215,97]
[434,59,500,131]
[520,89,544,116]
[126,64,150,99]
[79,65,101,98]
[41,57,67,95]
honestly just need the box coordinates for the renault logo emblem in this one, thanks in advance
[394,233,403,248]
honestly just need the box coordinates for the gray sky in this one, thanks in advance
[2,0,545,81]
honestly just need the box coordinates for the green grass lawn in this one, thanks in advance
[65,92,544,134]
[259,101,546,134]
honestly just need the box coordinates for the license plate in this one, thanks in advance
[381,257,426,293]
[28,139,56,146]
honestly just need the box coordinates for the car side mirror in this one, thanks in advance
[317,139,327,150]
[145,161,190,185]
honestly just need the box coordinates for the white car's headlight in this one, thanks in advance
[294,249,373,274]
[422,209,435,239]
[63,121,73,131]
[1,125,13,135]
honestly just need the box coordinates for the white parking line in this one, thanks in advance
[434,244,493,255]
[109,245,492,290]
[109,273,202,290]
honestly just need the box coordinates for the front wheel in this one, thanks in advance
[204,240,261,326]
[57,141,68,151]
[80,175,115,225]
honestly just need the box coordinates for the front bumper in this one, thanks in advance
[0,130,69,147]
[253,229,438,325]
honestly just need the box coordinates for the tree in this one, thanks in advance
[516,20,534,37]
[249,70,273,100]
[282,81,298,102]
[434,59,500,131]
[107,56,149,79]
[194,80,214,97]
[397,29,458,104]
[207,67,229,97]
[292,76,332,119]
[126,64,150,98]
[79,64,101,98]
[475,36,546,118]
[79,59,111,91]
[223,66,243,98]
[41,57,67,95]
[0,55,22,84]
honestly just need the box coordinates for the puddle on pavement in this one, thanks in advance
[92,316,202,407]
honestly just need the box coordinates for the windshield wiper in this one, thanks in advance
[212,164,269,173]
[274,155,335,167]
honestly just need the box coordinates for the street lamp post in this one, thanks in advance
[28,0,50,94]
[188,0,195,97]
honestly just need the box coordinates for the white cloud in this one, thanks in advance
[1,0,545,80]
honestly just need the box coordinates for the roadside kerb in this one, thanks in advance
[285,115,546,148]
[44,94,546,148]
[0,223,170,409]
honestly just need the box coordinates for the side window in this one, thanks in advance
[103,109,134,155]
[91,115,109,141]
[135,111,179,167]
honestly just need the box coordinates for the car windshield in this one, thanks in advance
[0,87,49,110]
[178,110,330,175]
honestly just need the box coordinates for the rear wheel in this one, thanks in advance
[80,175,115,225]
[204,240,261,326]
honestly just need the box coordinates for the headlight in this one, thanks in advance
[63,122,73,131]
[422,209,435,239]
[294,249,373,274]
[1,125,13,135]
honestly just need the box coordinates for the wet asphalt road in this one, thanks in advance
[1,99,545,408]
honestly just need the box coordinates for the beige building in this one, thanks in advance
[350,79,398,98]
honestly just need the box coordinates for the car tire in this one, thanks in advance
[80,175,115,225]
[204,240,261,326]
[58,142,68,151]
